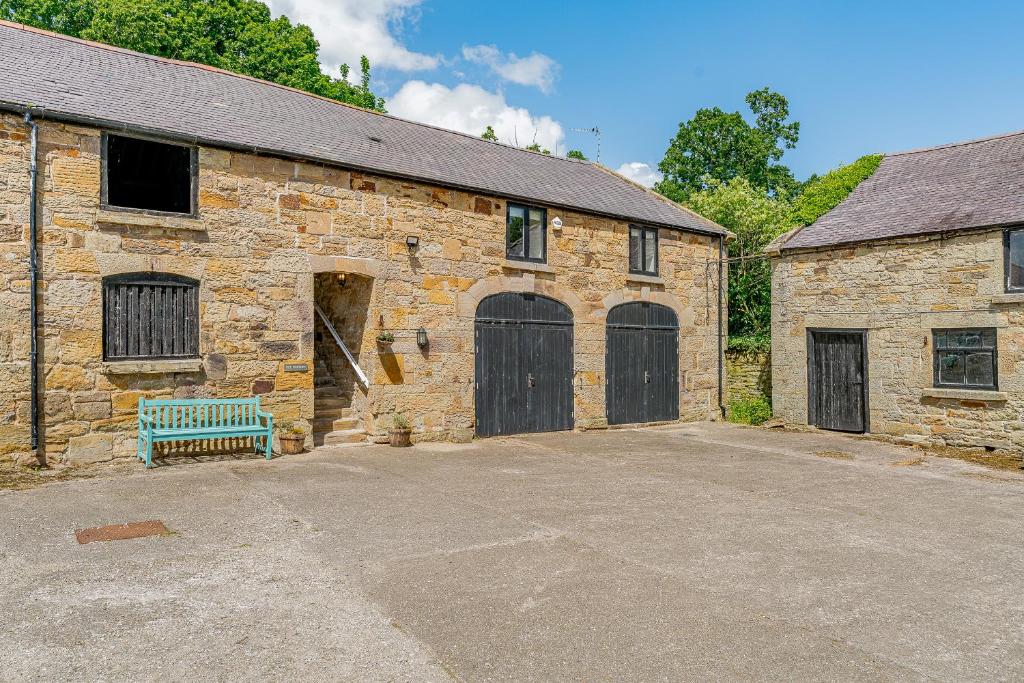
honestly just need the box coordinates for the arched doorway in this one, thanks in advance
[475,293,574,437]
[606,302,679,425]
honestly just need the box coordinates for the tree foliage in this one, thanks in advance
[524,142,551,155]
[656,87,800,202]
[566,149,587,160]
[480,126,498,142]
[0,0,386,111]
[684,177,791,339]
[789,154,882,226]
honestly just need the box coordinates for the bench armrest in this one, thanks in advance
[139,414,156,426]
[255,409,273,426]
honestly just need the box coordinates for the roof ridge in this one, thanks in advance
[888,128,1024,157]
[592,164,731,236]
[0,20,593,167]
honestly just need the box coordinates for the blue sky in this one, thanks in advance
[270,0,1024,185]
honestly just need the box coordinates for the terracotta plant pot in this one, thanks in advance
[389,428,412,447]
[278,433,305,455]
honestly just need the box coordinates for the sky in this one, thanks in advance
[265,0,1024,187]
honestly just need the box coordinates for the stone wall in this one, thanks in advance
[0,113,723,464]
[772,229,1024,450]
[725,351,770,404]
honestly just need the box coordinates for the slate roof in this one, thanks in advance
[0,21,725,236]
[780,130,1024,251]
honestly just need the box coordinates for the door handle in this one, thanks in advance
[644,371,650,384]
[528,373,535,388]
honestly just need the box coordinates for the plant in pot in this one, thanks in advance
[277,422,306,455]
[389,412,412,447]
[376,331,395,349]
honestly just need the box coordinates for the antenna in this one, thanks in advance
[570,126,601,163]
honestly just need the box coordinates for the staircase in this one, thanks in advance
[312,357,366,447]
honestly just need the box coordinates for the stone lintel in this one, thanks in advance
[96,208,204,232]
[920,387,1008,402]
[101,358,204,375]
[308,254,379,277]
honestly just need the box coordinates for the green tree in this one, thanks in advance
[524,142,550,155]
[0,0,386,111]
[656,87,799,202]
[685,177,791,341]
[789,154,882,226]
[566,149,587,160]
[480,125,498,142]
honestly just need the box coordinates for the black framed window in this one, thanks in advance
[102,133,197,215]
[103,273,199,361]
[932,328,997,390]
[629,225,658,275]
[1004,228,1024,292]
[506,203,547,262]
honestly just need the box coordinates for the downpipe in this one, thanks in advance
[717,234,726,419]
[25,112,39,452]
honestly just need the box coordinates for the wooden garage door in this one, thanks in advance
[474,293,574,437]
[606,302,679,425]
[808,329,868,433]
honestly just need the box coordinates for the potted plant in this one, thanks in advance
[389,412,412,447]
[277,422,306,455]
[376,331,395,349]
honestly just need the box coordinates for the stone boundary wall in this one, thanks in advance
[725,350,771,404]
[0,113,724,464]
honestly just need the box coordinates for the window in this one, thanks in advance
[629,225,658,275]
[103,133,196,215]
[932,328,997,390]
[1005,228,1024,292]
[506,203,546,262]
[103,273,199,361]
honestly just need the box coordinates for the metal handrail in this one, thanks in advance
[314,303,369,389]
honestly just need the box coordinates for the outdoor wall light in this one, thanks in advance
[406,234,420,251]
[416,327,428,349]
[336,273,347,287]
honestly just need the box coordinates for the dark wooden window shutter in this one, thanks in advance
[103,273,199,360]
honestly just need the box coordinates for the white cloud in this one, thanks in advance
[266,0,438,80]
[462,44,559,93]
[616,162,663,188]
[388,81,564,152]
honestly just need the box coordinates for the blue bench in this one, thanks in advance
[137,397,273,468]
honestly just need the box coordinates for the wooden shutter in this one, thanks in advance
[103,273,199,360]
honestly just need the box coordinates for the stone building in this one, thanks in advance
[0,22,729,465]
[770,130,1024,450]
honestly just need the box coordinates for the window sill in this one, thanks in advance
[502,259,555,274]
[96,208,204,232]
[921,387,1007,402]
[626,273,664,285]
[990,292,1024,305]
[101,358,204,375]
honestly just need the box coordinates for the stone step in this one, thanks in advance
[313,428,367,447]
[315,386,345,398]
[312,416,361,432]
[314,406,355,420]
[315,398,353,412]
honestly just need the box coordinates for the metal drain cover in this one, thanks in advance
[75,520,169,544]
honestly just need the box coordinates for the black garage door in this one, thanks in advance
[606,302,679,425]
[475,293,574,437]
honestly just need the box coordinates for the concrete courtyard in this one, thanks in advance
[1,423,1023,681]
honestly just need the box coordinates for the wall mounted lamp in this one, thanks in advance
[406,234,420,251]
[416,327,428,349]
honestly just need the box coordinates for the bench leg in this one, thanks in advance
[264,428,273,460]
[144,435,154,468]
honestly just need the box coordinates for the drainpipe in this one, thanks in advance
[25,112,39,452]
[717,234,726,418]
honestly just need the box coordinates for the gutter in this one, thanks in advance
[24,112,39,452]
[0,102,728,239]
